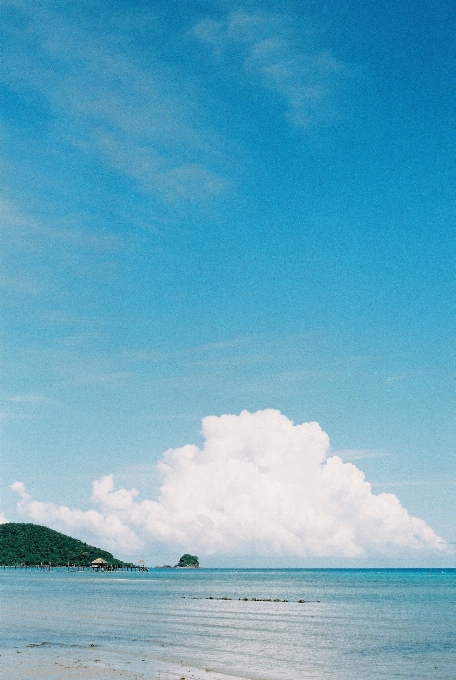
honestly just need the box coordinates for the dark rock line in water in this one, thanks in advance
[180,596,321,602]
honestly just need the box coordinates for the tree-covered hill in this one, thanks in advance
[176,553,199,567]
[0,523,128,566]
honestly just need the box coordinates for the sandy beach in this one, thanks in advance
[1,643,246,680]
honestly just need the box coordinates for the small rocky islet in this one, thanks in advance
[155,553,200,568]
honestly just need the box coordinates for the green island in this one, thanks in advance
[0,523,130,566]
[176,553,199,567]
[155,553,200,568]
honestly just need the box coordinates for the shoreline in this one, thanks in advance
[1,644,250,680]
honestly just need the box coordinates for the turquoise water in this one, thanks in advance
[1,569,455,679]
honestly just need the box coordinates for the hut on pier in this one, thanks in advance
[91,557,108,570]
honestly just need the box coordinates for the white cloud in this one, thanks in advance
[193,11,349,127]
[11,481,143,554]
[11,410,447,560]
[4,394,57,406]
[334,449,390,461]
[0,512,9,524]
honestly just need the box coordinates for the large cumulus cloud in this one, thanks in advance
[12,410,446,558]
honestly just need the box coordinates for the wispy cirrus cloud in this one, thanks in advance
[192,9,350,127]
[0,195,129,305]
[4,394,56,405]
[0,393,58,423]
[334,449,390,461]
[372,480,456,488]
[0,196,124,253]
[1,1,229,202]
[384,371,421,384]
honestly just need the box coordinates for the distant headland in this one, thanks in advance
[0,523,131,567]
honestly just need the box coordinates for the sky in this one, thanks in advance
[0,0,454,566]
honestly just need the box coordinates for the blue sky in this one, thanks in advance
[1,0,454,565]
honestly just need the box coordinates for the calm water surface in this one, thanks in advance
[1,568,455,679]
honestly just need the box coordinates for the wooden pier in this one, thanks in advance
[1,563,148,572]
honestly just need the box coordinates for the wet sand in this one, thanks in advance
[1,644,248,680]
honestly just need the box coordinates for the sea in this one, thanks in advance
[1,568,455,679]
